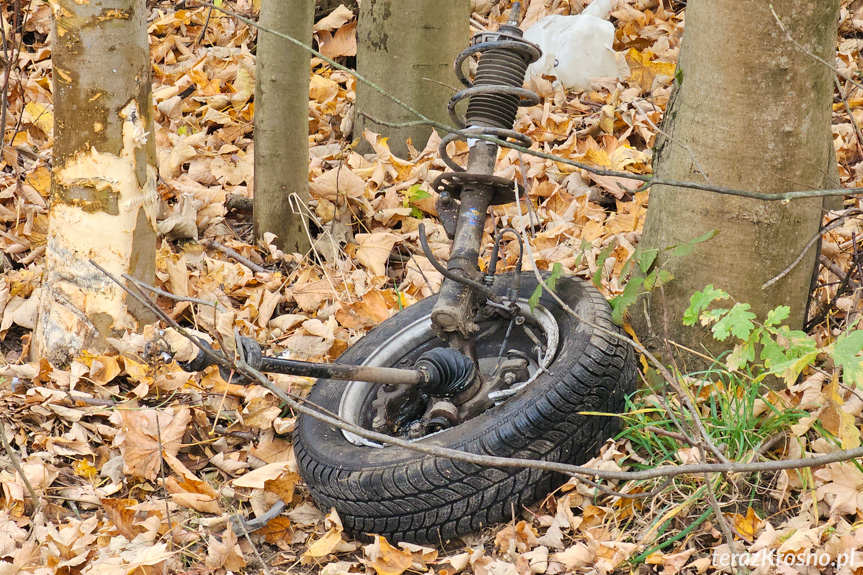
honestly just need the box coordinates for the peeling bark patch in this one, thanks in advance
[37,98,157,361]
[57,183,120,214]
[98,9,131,21]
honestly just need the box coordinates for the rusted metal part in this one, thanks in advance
[426,400,460,432]
[429,2,539,356]
[432,172,526,206]
[457,356,529,420]
[372,385,424,433]
[179,337,426,387]
[258,356,426,385]
[436,192,459,239]
[431,164,497,351]
[178,337,481,399]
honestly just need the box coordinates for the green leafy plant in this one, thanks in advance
[529,262,563,312]
[402,184,431,219]
[608,230,718,325]
[684,285,863,386]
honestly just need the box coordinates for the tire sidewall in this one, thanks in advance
[294,273,621,471]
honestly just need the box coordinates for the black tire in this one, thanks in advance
[294,272,636,544]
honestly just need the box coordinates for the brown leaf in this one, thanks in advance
[366,536,413,575]
[206,527,247,571]
[335,290,393,330]
[233,461,295,489]
[318,21,357,59]
[166,473,221,514]
[101,498,146,541]
[109,407,191,481]
[313,5,354,32]
[260,516,293,548]
[309,167,366,202]
[625,48,675,93]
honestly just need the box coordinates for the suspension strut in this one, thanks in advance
[429,2,541,354]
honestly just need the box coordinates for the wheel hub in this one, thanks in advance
[338,299,559,447]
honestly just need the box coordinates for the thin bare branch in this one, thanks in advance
[0,420,41,510]
[88,261,863,491]
[762,209,863,289]
[197,0,862,203]
[124,273,227,311]
[203,239,270,274]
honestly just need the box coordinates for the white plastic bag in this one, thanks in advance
[523,0,618,90]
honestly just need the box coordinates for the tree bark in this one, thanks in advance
[34,0,157,366]
[632,0,840,354]
[354,0,469,158]
[253,0,313,254]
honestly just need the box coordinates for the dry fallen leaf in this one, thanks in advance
[730,507,765,542]
[355,232,398,277]
[625,48,676,93]
[365,536,414,575]
[109,406,191,481]
[206,526,247,571]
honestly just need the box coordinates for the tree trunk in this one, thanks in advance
[632,0,840,354]
[354,0,469,158]
[253,0,313,254]
[34,0,157,366]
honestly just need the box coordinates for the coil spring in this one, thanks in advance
[438,8,541,175]
[433,2,542,204]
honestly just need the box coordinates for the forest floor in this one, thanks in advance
[3,0,863,573]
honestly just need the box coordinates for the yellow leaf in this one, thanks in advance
[583,148,612,168]
[625,49,676,93]
[231,65,255,109]
[24,101,53,133]
[26,166,51,197]
[304,527,343,559]
[122,357,151,383]
[73,459,98,481]
[78,352,122,385]
[599,104,615,134]
[730,507,764,542]
[368,536,413,575]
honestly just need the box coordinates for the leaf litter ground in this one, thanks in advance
[3,0,863,573]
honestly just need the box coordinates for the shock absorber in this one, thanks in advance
[428,2,541,351]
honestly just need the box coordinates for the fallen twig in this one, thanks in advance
[203,239,270,274]
[125,273,227,311]
[762,209,863,290]
[89,259,863,491]
[0,420,41,510]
